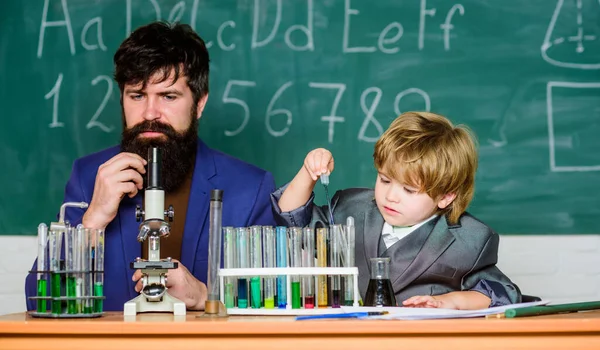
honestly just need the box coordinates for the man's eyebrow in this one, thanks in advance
[158,89,184,96]
[124,88,144,94]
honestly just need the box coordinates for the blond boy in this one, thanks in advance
[271,112,521,309]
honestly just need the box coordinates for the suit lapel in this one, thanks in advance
[359,200,384,297]
[118,194,142,300]
[390,216,455,292]
[180,139,215,273]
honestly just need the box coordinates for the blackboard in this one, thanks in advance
[1,0,600,235]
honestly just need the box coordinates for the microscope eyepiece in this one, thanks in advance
[147,147,162,190]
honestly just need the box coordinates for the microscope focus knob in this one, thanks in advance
[136,205,145,222]
[165,205,175,222]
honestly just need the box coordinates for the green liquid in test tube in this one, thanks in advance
[223,227,236,308]
[49,230,63,314]
[289,227,302,309]
[36,223,48,313]
[262,226,276,309]
[249,226,263,309]
[65,227,77,314]
[75,225,84,313]
[80,227,92,314]
[94,229,105,313]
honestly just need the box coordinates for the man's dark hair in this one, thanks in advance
[114,21,209,105]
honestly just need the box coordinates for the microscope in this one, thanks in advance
[123,147,186,316]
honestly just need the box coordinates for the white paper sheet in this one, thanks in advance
[339,300,550,320]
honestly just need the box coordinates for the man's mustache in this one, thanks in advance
[127,121,179,139]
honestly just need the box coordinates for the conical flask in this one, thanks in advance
[364,257,396,307]
[541,0,600,69]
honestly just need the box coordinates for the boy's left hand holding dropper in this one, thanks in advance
[278,148,335,212]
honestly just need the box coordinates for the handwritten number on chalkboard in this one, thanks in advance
[45,73,64,128]
[394,88,431,115]
[223,80,257,136]
[86,75,115,133]
[308,82,347,143]
[358,87,383,142]
[44,73,114,132]
[265,81,293,137]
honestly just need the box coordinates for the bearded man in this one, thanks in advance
[25,22,276,311]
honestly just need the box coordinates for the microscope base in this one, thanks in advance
[124,292,186,316]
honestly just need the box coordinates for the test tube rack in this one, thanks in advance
[219,266,359,315]
[27,268,105,318]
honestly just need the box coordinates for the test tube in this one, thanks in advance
[329,224,342,308]
[206,189,223,310]
[344,216,356,306]
[49,229,63,314]
[93,229,105,313]
[262,226,276,309]
[289,227,303,309]
[249,226,263,308]
[82,228,93,313]
[223,227,236,308]
[75,224,84,313]
[65,227,76,314]
[276,226,289,308]
[36,223,48,313]
[316,227,328,308]
[302,227,315,309]
[236,227,249,308]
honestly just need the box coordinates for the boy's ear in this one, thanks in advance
[437,193,457,209]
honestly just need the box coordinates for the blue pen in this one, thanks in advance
[295,311,389,321]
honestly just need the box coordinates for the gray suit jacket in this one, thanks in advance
[272,187,522,305]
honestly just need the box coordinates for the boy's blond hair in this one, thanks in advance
[373,112,478,224]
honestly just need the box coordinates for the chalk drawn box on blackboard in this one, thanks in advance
[546,81,600,172]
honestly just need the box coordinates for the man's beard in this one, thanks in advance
[121,112,198,193]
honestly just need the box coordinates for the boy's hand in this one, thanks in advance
[402,295,458,309]
[303,148,335,181]
[277,148,335,213]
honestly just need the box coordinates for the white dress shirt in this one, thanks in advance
[381,214,438,249]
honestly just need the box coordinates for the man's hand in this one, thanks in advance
[82,152,147,229]
[132,259,207,310]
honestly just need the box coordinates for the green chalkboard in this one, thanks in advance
[1,0,600,235]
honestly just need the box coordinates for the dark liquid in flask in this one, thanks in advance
[364,279,396,307]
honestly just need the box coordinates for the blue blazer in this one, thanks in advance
[26,139,276,311]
